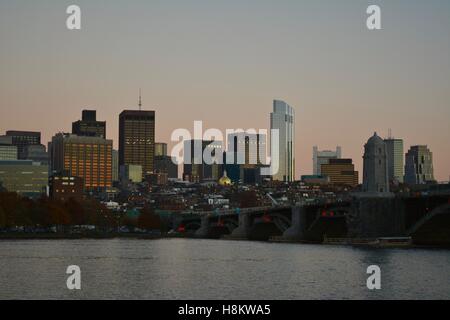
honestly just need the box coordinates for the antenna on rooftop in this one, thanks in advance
[138,88,142,111]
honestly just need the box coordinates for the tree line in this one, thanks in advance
[0,192,162,232]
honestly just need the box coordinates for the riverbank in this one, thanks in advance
[0,232,172,240]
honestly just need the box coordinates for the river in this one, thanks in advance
[0,239,449,299]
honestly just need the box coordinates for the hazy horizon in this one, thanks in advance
[1,0,449,181]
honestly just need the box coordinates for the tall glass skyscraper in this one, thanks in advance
[270,100,295,182]
[384,138,404,183]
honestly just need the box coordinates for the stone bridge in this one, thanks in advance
[176,202,351,242]
[174,194,450,245]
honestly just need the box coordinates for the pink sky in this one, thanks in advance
[1,1,449,181]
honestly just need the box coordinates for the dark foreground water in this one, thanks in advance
[0,239,449,300]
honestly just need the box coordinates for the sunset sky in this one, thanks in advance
[1,0,449,181]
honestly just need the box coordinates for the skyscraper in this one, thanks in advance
[313,146,342,175]
[72,110,106,138]
[404,145,435,185]
[270,100,295,182]
[362,132,389,193]
[226,132,267,184]
[155,143,168,157]
[384,138,404,183]
[119,110,155,177]
[154,143,178,179]
[183,140,223,182]
[227,132,267,166]
[4,131,41,159]
[112,149,119,183]
[50,133,113,190]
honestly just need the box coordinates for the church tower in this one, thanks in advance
[363,132,389,193]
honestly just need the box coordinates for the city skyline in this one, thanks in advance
[1,0,450,181]
[0,103,447,183]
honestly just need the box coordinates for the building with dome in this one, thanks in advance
[362,132,389,193]
[218,170,232,186]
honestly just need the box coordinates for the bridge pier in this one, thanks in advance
[227,213,252,240]
[282,206,307,241]
[194,216,211,238]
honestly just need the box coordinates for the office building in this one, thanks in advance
[0,144,17,161]
[119,110,155,177]
[301,175,330,185]
[0,136,13,144]
[226,132,267,184]
[49,174,84,202]
[183,140,223,182]
[50,133,113,190]
[72,110,106,138]
[0,160,48,197]
[147,172,168,186]
[384,138,404,183]
[270,100,295,181]
[321,159,359,187]
[227,132,267,166]
[5,131,41,159]
[222,152,241,183]
[362,133,389,193]
[154,155,178,179]
[155,143,168,157]
[112,149,119,182]
[120,164,143,183]
[404,145,435,185]
[23,144,48,165]
[313,146,342,175]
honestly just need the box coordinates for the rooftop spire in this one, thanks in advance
[138,88,142,110]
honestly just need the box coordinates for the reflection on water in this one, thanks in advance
[0,239,449,300]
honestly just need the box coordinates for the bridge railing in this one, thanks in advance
[180,206,291,218]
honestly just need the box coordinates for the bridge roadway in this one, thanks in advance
[174,195,450,245]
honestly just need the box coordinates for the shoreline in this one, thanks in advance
[1,233,449,249]
[0,233,169,240]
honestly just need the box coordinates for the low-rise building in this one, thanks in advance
[0,144,18,161]
[321,159,359,188]
[301,175,330,185]
[120,164,143,183]
[0,160,48,197]
[49,174,84,202]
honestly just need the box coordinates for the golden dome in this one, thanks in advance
[218,170,232,186]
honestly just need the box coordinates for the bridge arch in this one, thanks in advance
[407,203,450,236]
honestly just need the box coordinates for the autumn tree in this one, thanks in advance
[64,198,86,225]
[0,206,6,228]
[0,192,21,227]
[46,202,71,229]
[137,206,161,230]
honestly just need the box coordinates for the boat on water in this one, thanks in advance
[370,237,412,248]
[323,236,412,248]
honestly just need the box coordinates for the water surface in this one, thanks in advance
[0,239,449,299]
